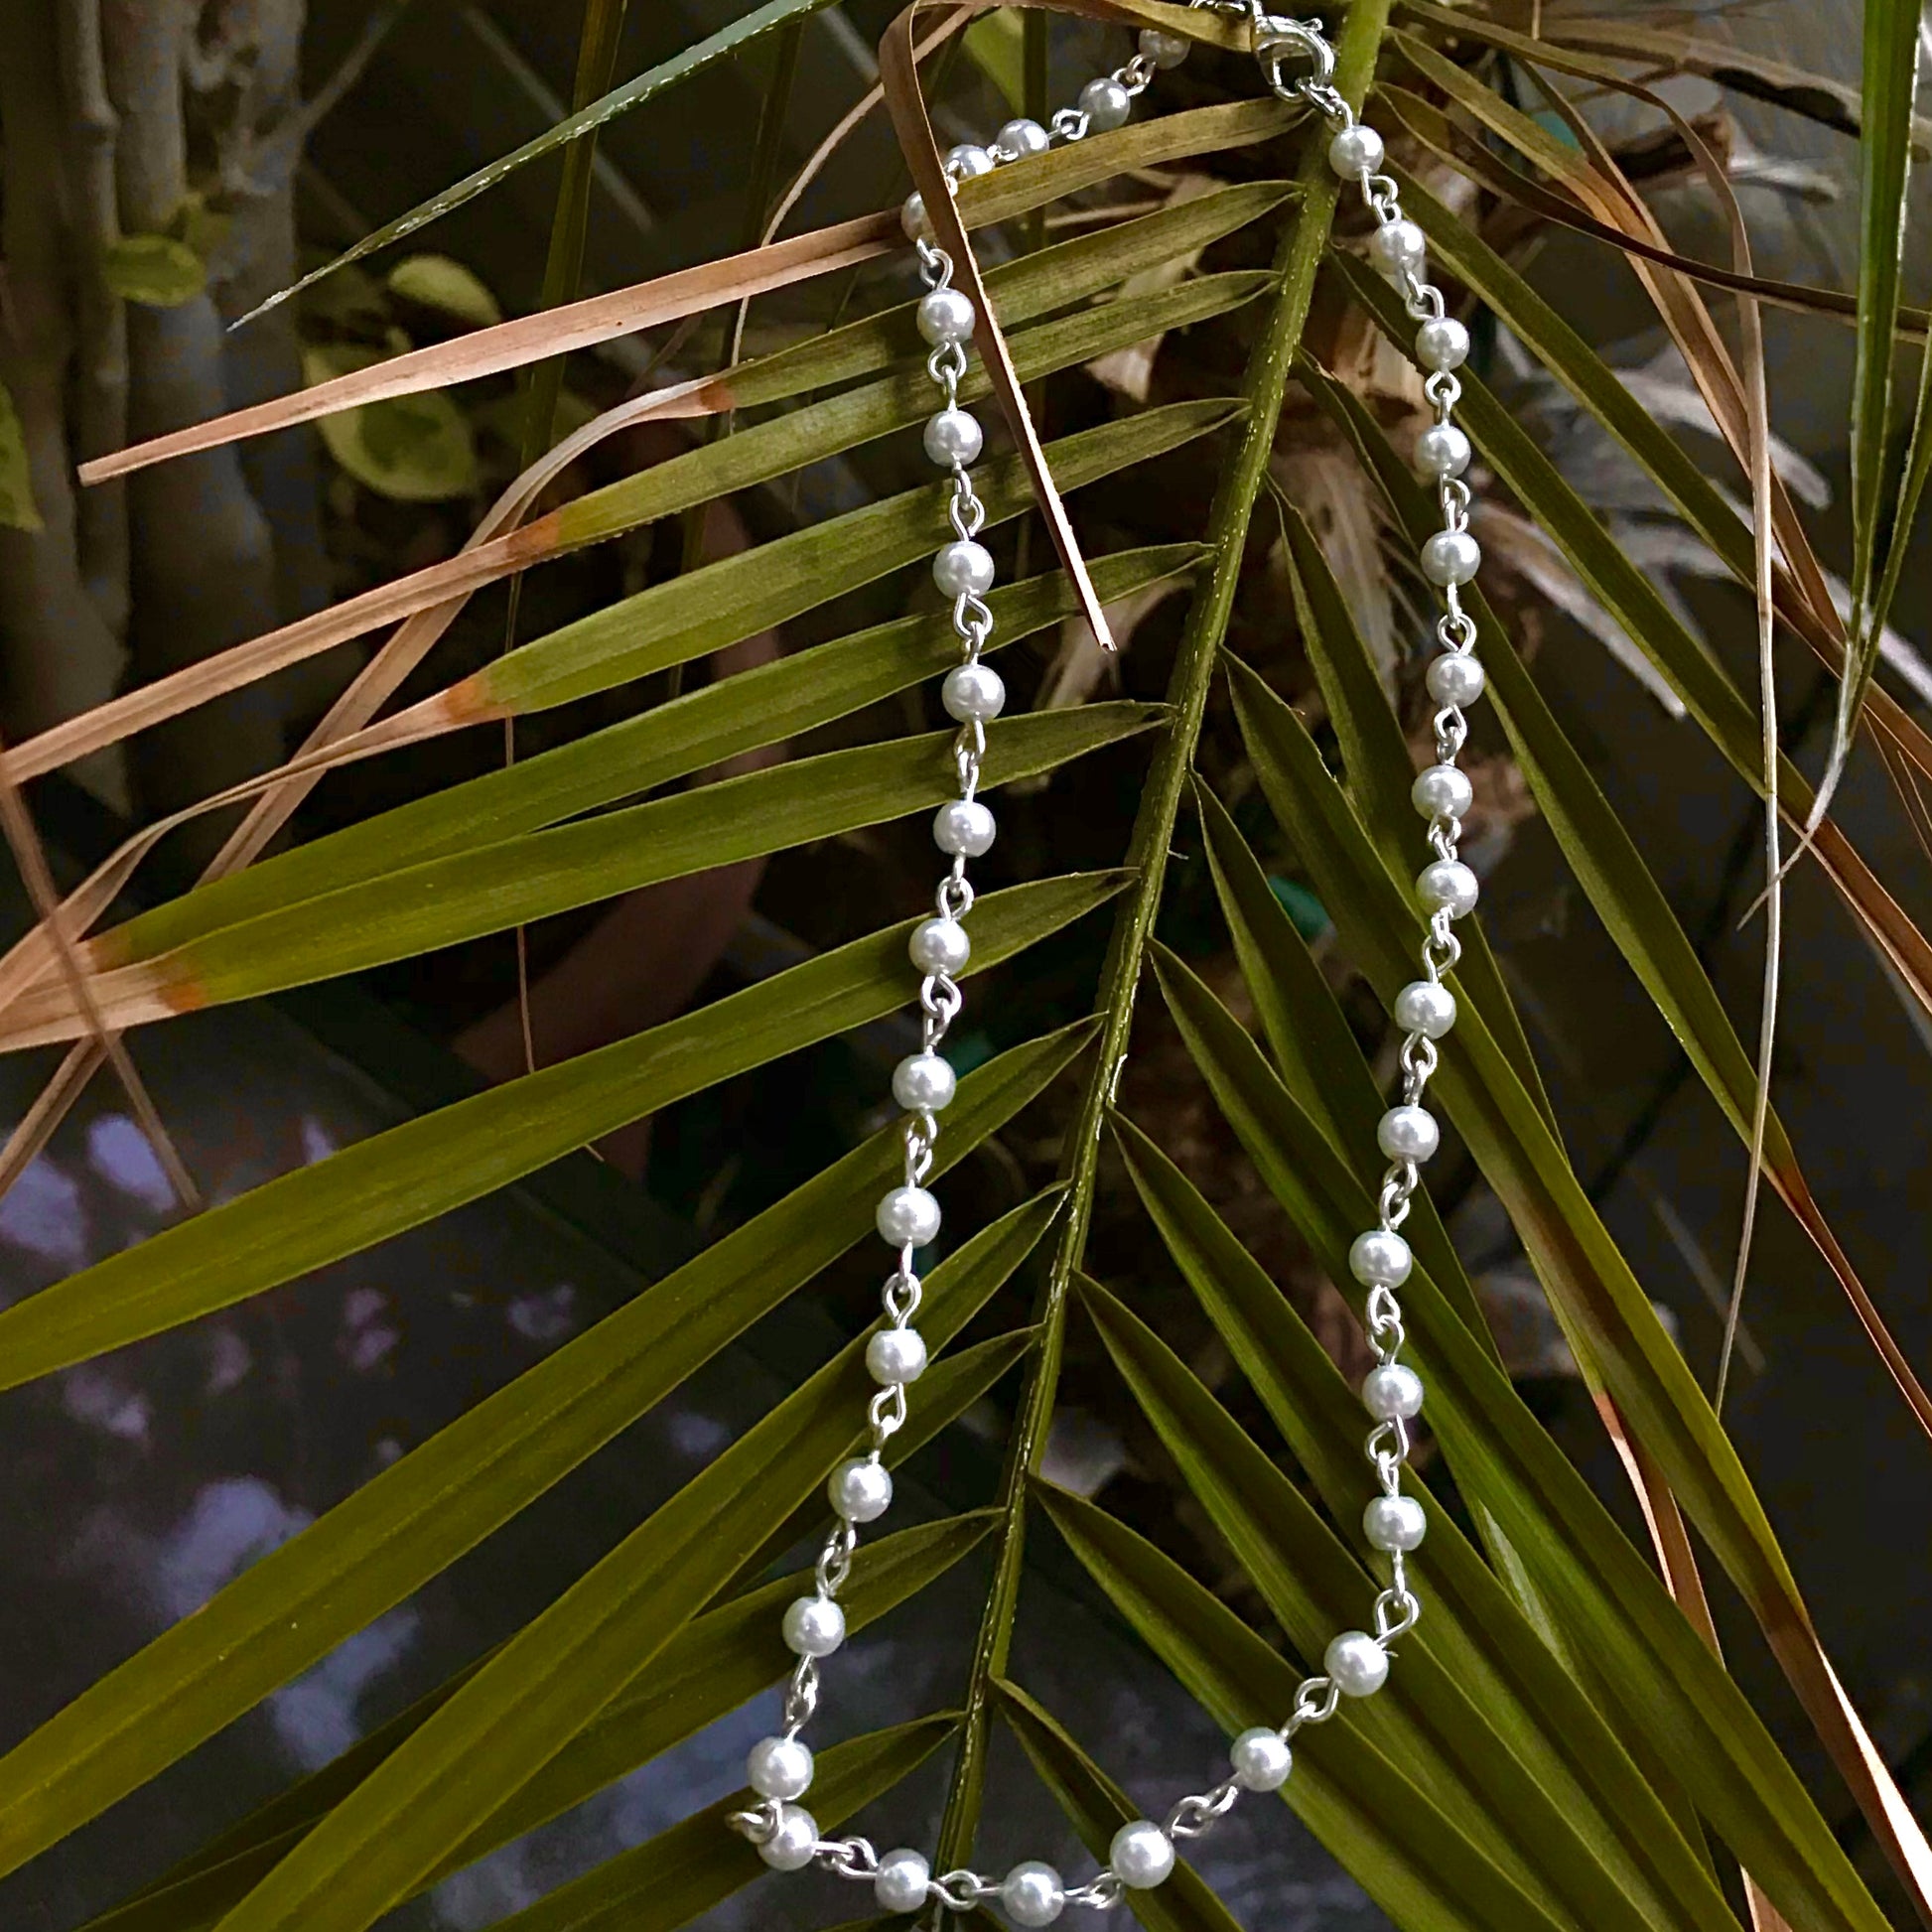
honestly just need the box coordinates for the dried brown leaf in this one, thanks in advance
[881,0,1115,647]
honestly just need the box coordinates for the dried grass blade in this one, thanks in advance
[0,745,196,1209]
[204,379,714,879]
[1593,1400,1795,1932]
[756,9,967,264]
[6,407,1232,1039]
[3,529,557,785]
[1474,72,1932,1903]
[1534,15,1926,149]
[881,0,1113,648]
[1704,109,1780,1420]
[1384,152,1932,796]
[1305,307,1932,1450]
[1879,736,1932,874]
[877,0,1259,653]
[34,114,1297,798]
[1426,38,1846,657]
[79,215,899,486]
[1375,87,1928,344]
[0,1041,107,1200]
[0,702,451,1025]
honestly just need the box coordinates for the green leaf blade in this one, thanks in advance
[200,1196,1053,1932]
[84,1516,993,1932]
[106,546,1202,966]
[0,880,1121,1389]
[237,0,852,329]
[494,1716,956,1932]
[994,1678,1247,1932]
[0,1051,1083,1878]
[1035,1484,1571,1932]
[1083,1272,1743,1932]
[505,399,1243,717]
[98,706,1160,1021]
[1224,659,1890,1932]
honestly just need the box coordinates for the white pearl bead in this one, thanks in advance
[747,1734,814,1801]
[944,142,996,180]
[1410,762,1473,820]
[1416,315,1470,373]
[1426,651,1484,707]
[1327,122,1385,178]
[995,116,1051,160]
[1394,979,1456,1039]
[917,286,977,345]
[1361,1361,1425,1421]
[1421,528,1481,587]
[909,915,971,976]
[828,1455,894,1522]
[942,660,1005,722]
[1349,1228,1412,1288]
[900,192,932,243]
[1416,858,1479,918]
[1229,1726,1293,1791]
[932,798,996,858]
[1325,1630,1390,1698]
[1368,217,1427,278]
[1364,1493,1428,1552]
[781,1594,846,1658]
[933,538,996,599]
[1001,1861,1066,1926]
[923,406,983,467]
[1139,26,1191,66]
[1110,1819,1174,1889]
[866,1325,928,1385]
[876,1184,941,1247]
[1415,422,1471,479]
[892,1051,956,1112]
[1079,76,1132,131]
[759,1802,820,1869]
[875,1847,931,1912]
[1377,1105,1440,1163]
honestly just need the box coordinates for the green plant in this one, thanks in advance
[0,3,1928,1930]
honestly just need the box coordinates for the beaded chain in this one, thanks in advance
[732,9,1488,1920]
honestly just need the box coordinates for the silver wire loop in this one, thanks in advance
[1067,1871,1127,1909]
[821,1836,880,1878]
[1288,1676,1343,1729]
[931,1869,999,1910]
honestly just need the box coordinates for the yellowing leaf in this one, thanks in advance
[964,10,1027,112]
[304,345,479,503]
[386,253,503,329]
[174,193,231,263]
[100,233,207,308]
[0,379,41,532]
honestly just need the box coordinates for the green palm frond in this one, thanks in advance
[1,3,1924,1930]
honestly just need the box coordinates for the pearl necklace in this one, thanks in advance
[733,9,1485,1919]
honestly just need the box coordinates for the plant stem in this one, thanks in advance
[0,0,129,774]
[56,0,130,644]
[103,0,285,852]
[929,0,1394,1881]
[520,0,634,475]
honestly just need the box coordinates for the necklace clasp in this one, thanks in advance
[1249,11,1336,102]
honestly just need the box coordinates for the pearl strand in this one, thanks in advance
[732,17,1485,1921]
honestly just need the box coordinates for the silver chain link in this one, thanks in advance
[734,14,1491,1918]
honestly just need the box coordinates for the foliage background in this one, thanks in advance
[0,1,1928,1930]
